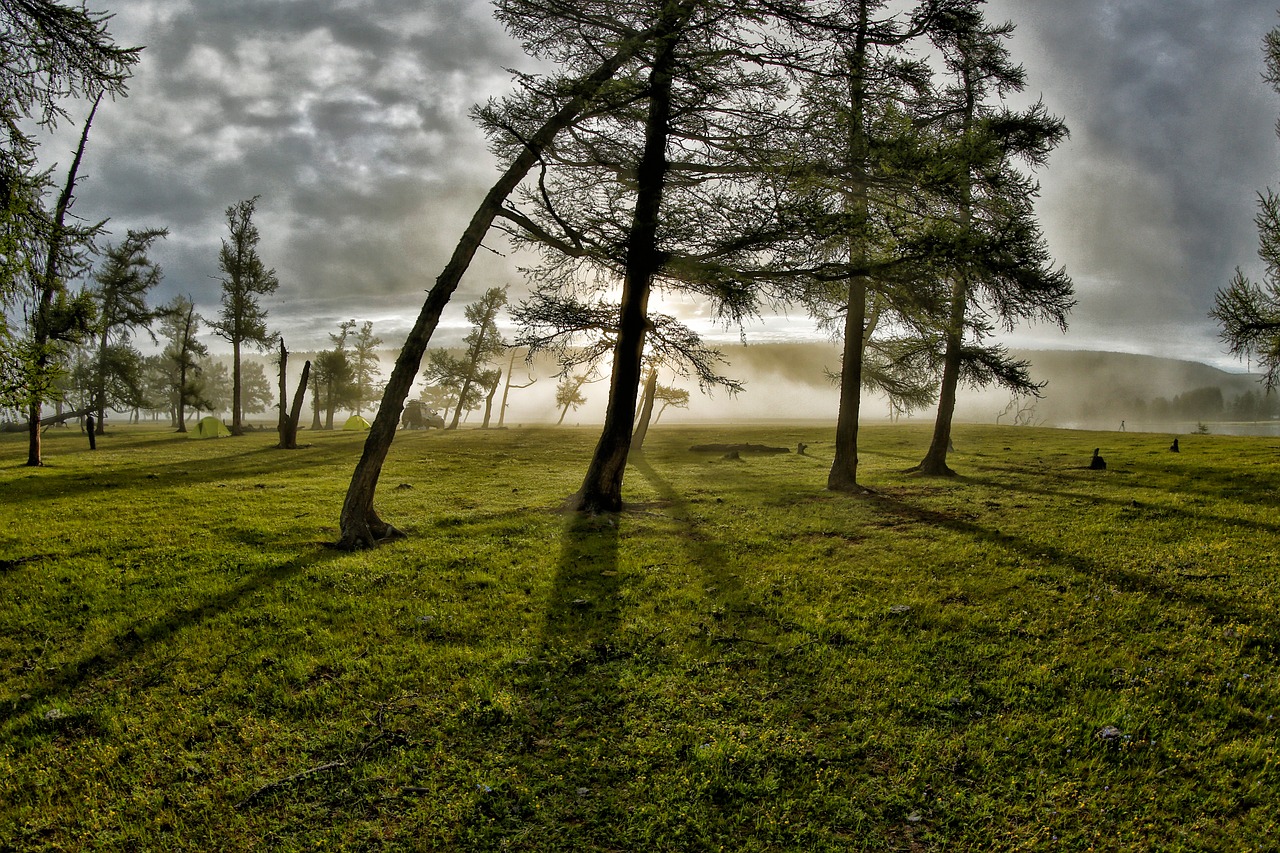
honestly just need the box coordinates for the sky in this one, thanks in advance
[42,0,1280,371]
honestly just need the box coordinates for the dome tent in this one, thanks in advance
[189,416,231,438]
[343,414,371,431]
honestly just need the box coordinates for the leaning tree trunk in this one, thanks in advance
[335,33,667,549]
[481,370,500,428]
[568,25,678,514]
[631,367,658,451]
[26,97,99,467]
[914,273,968,476]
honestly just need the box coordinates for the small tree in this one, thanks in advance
[555,373,596,425]
[350,320,383,415]
[497,347,536,427]
[445,287,507,429]
[158,295,207,432]
[211,196,278,435]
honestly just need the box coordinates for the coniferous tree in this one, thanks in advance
[22,97,102,465]
[211,196,278,435]
[910,2,1072,476]
[776,0,950,492]
[350,320,383,416]
[491,0,814,511]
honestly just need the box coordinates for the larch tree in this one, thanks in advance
[777,0,951,493]
[337,2,695,548]
[211,196,278,436]
[910,2,1072,476]
[491,0,814,512]
[1212,23,1280,386]
[88,227,166,434]
[496,347,536,427]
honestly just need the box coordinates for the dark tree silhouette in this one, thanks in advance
[337,12,679,548]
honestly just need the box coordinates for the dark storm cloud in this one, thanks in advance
[988,0,1280,362]
[68,0,525,348]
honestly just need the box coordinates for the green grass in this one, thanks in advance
[1,422,1278,851]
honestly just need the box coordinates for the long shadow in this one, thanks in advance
[0,437,373,509]
[862,491,1280,651]
[958,471,1280,538]
[630,455,765,642]
[0,547,340,729]
[539,512,623,652]
[457,512,624,846]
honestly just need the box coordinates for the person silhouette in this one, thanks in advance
[85,413,96,450]
[1169,438,1179,453]
[1088,448,1106,470]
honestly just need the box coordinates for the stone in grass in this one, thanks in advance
[889,604,912,615]
[1096,725,1126,744]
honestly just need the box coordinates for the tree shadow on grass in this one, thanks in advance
[453,512,624,848]
[862,490,1280,654]
[0,547,341,729]
[0,439,370,509]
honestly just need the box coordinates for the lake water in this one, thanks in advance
[1055,421,1280,437]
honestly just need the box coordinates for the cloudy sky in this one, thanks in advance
[46,0,1280,369]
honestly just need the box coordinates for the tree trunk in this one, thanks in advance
[914,273,967,476]
[828,273,869,491]
[482,370,500,428]
[276,339,288,445]
[631,367,658,450]
[568,21,679,514]
[280,360,310,449]
[94,329,108,435]
[231,338,244,435]
[827,21,872,494]
[335,33,664,548]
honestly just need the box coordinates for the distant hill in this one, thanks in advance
[1004,349,1267,428]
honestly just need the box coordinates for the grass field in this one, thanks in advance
[1,422,1277,851]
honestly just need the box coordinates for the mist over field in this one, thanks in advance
[234,343,1271,433]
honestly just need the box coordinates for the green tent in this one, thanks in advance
[190,416,231,439]
[343,414,371,431]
